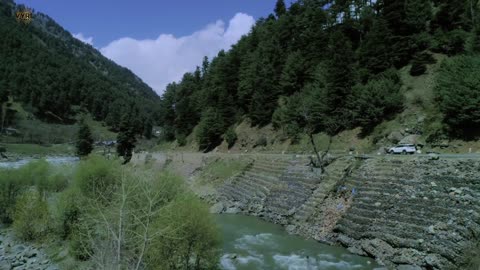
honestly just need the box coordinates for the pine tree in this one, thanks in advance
[275,0,287,18]
[196,108,224,152]
[325,30,356,130]
[116,115,137,164]
[358,17,394,75]
[279,51,307,95]
[76,119,94,157]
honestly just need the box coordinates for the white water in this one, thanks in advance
[0,156,79,169]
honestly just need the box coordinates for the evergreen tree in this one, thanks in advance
[279,51,307,95]
[116,115,137,164]
[471,24,480,53]
[76,119,94,157]
[325,31,356,130]
[358,17,394,75]
[275,0,287,18]
[196,108,224,152]
[353,70,404,132]
[435,55,480,135]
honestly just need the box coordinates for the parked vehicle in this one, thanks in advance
[388,144,417,154]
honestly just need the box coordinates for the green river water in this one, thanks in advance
[216,214,379,270]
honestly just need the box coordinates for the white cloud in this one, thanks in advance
[73,32,94,45]
[100,13,255,95]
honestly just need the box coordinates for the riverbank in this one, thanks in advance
[0,229,60,270]
[141,151,480,270]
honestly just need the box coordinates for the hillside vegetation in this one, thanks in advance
[158,0,480,153]
[0,0,159,135]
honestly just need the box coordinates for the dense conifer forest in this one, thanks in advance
[0,0,160,134]
[158,0,480,151]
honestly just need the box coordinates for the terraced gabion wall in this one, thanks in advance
[335,158,480,269]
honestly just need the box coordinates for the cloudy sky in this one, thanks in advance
[16,0,279,95]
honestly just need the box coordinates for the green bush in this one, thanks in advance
[69,224,93,261]
[56,187,83,240]
[224,128,237,148]
[410,59,427,76]
[0,163,43,223]
[74,155,120,202]
[47,173,69,193]
[146,194,220,269]
[254,136,268,148]
[0,170,27,223]
[13,189,51,241]
[176,133,187,146]
[433,29,468,56]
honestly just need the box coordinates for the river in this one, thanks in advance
[0,156,79,169]
[216,214,379,270]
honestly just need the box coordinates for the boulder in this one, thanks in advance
[209,202,225,214]
[399,135,425,147]
[387,131,404,144]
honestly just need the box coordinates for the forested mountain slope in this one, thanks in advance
[0,0,160,133]
[159,0,480,152]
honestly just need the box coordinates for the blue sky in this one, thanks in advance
[16,0,280,94]
[16,0,278,47]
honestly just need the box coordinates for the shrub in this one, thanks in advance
[47,173,69,193]
[13,189,51,241]
[410,52,435,76]
[224,128,237,148]
[254,136,268,148]
[410,59,427,76]
[0,169,32,223]
[56,188,83,240]
[74,155,120,202]
[69,224,93,261]
[176,133,187,146]
[433,29,468,56]
[146,194,220,269]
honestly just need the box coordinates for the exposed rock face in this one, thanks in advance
[214,155,480,269]
[0,230,59,270]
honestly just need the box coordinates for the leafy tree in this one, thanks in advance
[435,56,480,135]
[76,119,94,157]
[116,115,137,164]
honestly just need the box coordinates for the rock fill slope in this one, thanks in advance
[215,155,480,269]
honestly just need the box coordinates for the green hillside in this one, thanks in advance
[157,0,480,153]
[0,0,160,134]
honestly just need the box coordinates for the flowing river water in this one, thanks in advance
[0,157,379,270]
[216,214,379,270]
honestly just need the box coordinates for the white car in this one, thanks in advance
[388,144,417,155]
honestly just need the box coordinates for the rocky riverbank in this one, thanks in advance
[205,155,480,269]
[0,230,59,270]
